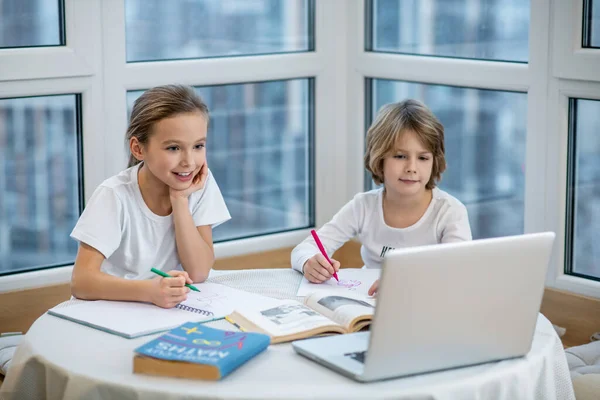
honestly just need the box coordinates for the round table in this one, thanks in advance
[1,269,575,400]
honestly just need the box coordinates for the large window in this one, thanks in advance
[127,79,314,242]
[364,0,529,242]
[1,0,319,281]
[0,95,82,275]
[0,0,64,48]
[367,80,526,239]
[566,98,600,280]
[125,0,314,62]
[2,1,600,298]
[367,0,529,62]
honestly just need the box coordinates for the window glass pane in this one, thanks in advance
[583,0,600,48]
[125,0,313,62]
[0,95,81,275]
[127,79,314,241]
[0,0,63,48]
[567,98,600,279]
[367,0,529,62]
[368,79,527,239]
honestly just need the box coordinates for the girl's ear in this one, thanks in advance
[129,137,145,162]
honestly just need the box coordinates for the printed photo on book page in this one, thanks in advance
[304,292,375,330]
[297,268,381,297]
[242,300,339,336]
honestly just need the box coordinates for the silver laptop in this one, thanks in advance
[292,232,555,382]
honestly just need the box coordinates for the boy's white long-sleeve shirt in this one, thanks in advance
[291,187,472,273]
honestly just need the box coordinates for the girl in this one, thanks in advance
[291,99,472,295]
[71,84,230,308]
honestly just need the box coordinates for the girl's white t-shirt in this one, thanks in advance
[71,164,231,280]
[291,187,472,272]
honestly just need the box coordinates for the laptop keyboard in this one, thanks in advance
[344,350,367,364]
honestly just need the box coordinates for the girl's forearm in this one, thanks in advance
[171,198,214,282]
[71,268,152,302]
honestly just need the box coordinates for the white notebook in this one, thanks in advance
[48,282,278,339]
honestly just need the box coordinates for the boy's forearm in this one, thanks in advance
[71,269,152,302]
[291,242,319,272]
[171,199,214,282]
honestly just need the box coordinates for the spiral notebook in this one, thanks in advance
[48,282,278,339]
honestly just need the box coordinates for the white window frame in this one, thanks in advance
[552,0,600,81]
[545,78,600,297]
[0,0,105,291]
[0,0,106,197]
[547,0,600,297]
[0,0,101,81]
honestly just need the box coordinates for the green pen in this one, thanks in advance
[150,267,200,292]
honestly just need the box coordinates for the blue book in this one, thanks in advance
[133,322,270,380]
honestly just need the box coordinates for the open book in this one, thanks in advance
[48,283,278,339]
[227,292,375,344]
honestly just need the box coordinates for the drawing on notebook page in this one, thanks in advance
[336,280,361,290]
[175,282,281,319]
[296,269,381,297]
[176,290,234,317]
[186,291,230,308]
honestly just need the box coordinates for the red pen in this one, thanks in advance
[310,229,339,282]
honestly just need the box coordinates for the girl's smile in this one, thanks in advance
[173,171,195,182]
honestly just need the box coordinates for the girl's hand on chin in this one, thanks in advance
[169,163,208,200]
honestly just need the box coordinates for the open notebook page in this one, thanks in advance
[48,300,211,338]
[48,282,279,338]
[176,282,280,317]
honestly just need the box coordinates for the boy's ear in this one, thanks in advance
[129,137,145,161]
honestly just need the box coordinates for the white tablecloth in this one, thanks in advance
[0,269,575,400]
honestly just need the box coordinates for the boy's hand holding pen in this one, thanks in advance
[302,230,341,284]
